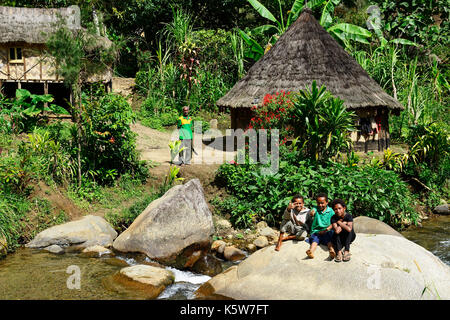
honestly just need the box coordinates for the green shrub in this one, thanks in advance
[81,93,148,184]
[0,142,40,195]
[159,110,179,126]
[289,81,356,161]
[0,193,29,253]
[0,193,68,254]
[211,196,256,229]
[141,117,163,130]
[105,192,160,233]
[215,147,419,229]
[0,89,68,134]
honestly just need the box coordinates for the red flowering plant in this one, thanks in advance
[247,90,295,145]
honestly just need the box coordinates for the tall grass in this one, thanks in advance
[350,43,449,140]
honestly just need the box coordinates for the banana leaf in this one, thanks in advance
[247,0,277,23]
[390,38,418,46]
[238,29,264,61]
[328,23,372,44]
[288,0,326,26]
[320,0,341,29]
[251,24,279,35]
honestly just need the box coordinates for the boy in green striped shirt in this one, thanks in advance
[176,106,193,166]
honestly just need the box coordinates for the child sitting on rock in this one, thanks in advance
[306,193,336,259]
[275,194,311,251]
[330,199,356,262]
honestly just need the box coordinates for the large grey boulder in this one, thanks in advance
[26,215,117,249]
[196,234,450,300]
[113,179,215,264]
[353,216,404,237]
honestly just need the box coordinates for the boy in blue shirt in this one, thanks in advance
[306,193,336,259]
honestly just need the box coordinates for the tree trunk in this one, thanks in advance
[72,83,82,188]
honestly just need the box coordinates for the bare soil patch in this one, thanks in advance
[30,181,85,220]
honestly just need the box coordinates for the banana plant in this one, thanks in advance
[240,0,373,62]
[239,0,325,61]
[160,165,185,194]
[290,81,355,161]
[168,140,185,163]
[318,0,372,46]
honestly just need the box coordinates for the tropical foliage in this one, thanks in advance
[0,1,448,253]
[216,146,419,229]
[240,0,373,61]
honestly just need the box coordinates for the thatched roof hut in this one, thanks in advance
[217,8,403,151]
[0,5,112,48]
[0,5,113,107]
[0,6,81,44]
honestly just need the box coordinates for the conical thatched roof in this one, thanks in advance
[217,8,403,111]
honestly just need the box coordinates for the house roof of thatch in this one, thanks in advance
[217,8,404,111]
[0,6,79,44]
[0,5,112,48]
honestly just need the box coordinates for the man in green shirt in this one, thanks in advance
[176,106,193,166]
[306,193,336,259]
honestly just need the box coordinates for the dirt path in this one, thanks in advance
[131,122,173,165]
[131,121,237,166]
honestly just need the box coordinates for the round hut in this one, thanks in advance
[216,8,404,152]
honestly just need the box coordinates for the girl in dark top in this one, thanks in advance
[330,199,356,262]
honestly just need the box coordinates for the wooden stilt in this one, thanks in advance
[44,81,48,108]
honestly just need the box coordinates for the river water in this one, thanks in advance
[0,215,449,299]
[401,215,450,266]
[0,248,219,300]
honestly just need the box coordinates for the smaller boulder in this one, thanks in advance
[192,254,223,277]
[44,244,64,255]
[256,221,268,230]
[223,246,246,262]
[353,216,403,238]
[217,243,226,254]
[211,240,226,252]
[114,265,175,299]
[26,215,117,249]
[183,250,203,268]
[253,236,269,248]
[259,227,278,241]
[433,205,449,215]
[81,245,112,258]
[246,243,257,253]
[215,218,232,230]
